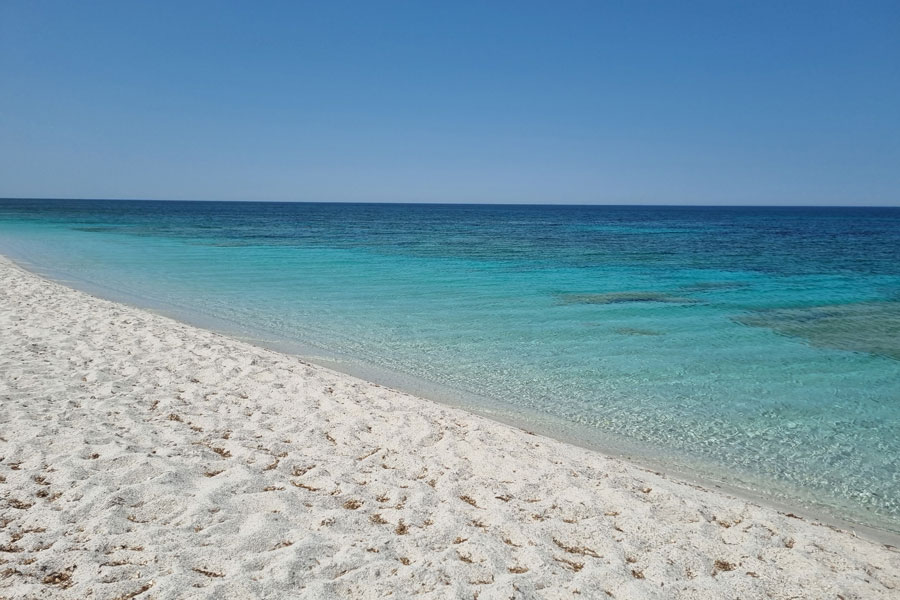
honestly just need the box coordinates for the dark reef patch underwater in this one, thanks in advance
[556,291,699,305]
[736,301,900,361]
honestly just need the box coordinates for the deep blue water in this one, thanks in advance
[1,199,899,532]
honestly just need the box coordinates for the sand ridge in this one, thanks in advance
[0,256,898,599]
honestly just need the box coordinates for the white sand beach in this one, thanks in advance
[1,255,898,599]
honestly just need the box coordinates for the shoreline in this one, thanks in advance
[1,255,898,598]
[9,252,900,543]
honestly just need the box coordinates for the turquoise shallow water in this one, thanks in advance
[1,199,898,532]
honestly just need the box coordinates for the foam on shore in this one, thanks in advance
[1,256,898,599]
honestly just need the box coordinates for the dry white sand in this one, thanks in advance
[0,256,898,600]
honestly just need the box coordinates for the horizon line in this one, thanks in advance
[2,196,899,209]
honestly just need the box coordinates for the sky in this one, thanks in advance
[1,1,898,205]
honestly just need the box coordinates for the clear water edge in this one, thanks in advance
[6,252,899,546]
[0,200,898,541]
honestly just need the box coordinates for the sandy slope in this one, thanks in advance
[0,256,897,599]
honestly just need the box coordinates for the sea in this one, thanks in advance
[1,199,898,534]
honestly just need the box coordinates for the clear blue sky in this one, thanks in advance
[1,1,898,205]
